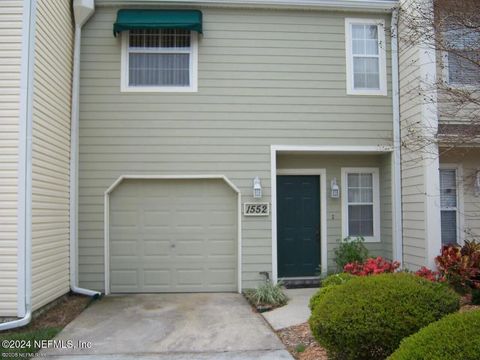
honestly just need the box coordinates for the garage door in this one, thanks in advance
[109,179,237,292]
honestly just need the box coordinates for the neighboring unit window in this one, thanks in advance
[443,28,480,86]
[440,169,458,245]
[342,168,380,242]
[121,29,198,91]
[345,19,387,95]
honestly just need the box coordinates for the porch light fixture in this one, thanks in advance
[331,178,340,198]
[253,176,262,199]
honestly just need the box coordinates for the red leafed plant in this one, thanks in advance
[344,256,400,276]
[434,243,480,293]
[415,266,445,282]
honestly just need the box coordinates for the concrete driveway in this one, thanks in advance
[41,293,292,360]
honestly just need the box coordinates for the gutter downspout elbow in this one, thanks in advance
[70,0,100,298]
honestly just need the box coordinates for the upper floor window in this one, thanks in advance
[443,28,480,87]
[121,29,198,92]
[345,18,387,96]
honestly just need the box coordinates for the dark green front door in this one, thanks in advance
[277,175,320,278]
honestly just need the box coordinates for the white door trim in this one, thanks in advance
[104,174,242,295]
[276,169,328,278]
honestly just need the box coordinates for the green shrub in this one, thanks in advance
[244,280,288,308]
[322,272,355,287]
[309,273,460,360]
[388,310,480,360]
[334,237,369,271]
[309,273,355,311]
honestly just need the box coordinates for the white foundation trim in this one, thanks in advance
[103,174,242,294]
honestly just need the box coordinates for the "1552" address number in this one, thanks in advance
[243,203,270,216]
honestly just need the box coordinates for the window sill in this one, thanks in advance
[347,88,388,96]
[120,85,198,93]
[344,235,381,243]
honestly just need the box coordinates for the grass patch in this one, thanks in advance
[0,293,93,357]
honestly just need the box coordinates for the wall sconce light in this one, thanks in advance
[253,176,262,199]
[475,170,480,197]
[331,177,340,198]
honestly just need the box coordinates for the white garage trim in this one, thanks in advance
[104,175,242,295]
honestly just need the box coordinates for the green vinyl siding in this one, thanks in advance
[78,7,393,290]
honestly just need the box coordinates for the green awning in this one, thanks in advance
[113,9,203,37]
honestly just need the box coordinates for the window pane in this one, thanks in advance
[348,205,374,237]
[365,25,378,40]
[366,73,380,88]
[440,169,457,208]
[129,29,191,49]
[365,39,379,55]
[359,173,373,187]
[129,53,190,86]
[348,173,373,203]
[348,173,360,187]
[353,57,380,89]
[352,25,365,39]
[448,51,480,85]
[352,39,365,55]
[441,210,457,245]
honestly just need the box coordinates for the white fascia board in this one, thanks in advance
[97,0,397,12]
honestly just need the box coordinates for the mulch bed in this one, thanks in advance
[3,293,93,335]
[277,323,328,360]
[277,302,480,360]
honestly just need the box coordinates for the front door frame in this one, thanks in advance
[276,169,327,280]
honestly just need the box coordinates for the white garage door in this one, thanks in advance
[109,179,237,292]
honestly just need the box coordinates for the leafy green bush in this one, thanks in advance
[322,272,355,287]
[244,280,288,308]
[388,310,480,360]
[309,273,460,360]
[309,273,355,311]
[334,237,369,271]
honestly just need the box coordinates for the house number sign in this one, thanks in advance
[243,203,270,216]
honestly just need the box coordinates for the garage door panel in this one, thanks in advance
[143,240,171,255]
[110,179,237,293]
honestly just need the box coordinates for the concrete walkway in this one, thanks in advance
[262,288,318,330]
[41,294,293,360]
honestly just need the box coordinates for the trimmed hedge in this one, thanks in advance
[309,273,354,311]
[322,272,355,287]
[388,310,480,360]
[309,273,460,360]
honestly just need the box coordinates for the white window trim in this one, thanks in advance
[341,167,381,242]
[439,164,465,245]
[120,30,198,93]
[345,18,387,96]
[441,51,479,90]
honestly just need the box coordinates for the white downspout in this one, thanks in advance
[391,8,403,266]
[0,0,35,331]
[70,0,100,297]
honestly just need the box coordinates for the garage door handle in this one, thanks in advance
[171,244,176,248]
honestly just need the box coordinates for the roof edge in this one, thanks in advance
[96,0,397,12]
